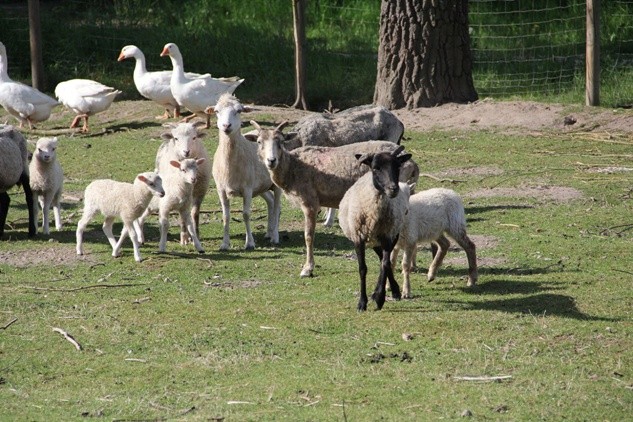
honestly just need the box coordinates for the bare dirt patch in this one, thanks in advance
[0,243,98,268]
[465,185,584,202]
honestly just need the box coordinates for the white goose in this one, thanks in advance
[0,42,59,129]
[160,42,244,128]
[54,79,121,132]
[118,45,200,119]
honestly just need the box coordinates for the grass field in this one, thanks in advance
[0,101,631,420]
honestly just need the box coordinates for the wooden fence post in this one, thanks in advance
[586,0,600,106]
[28,0,45,91]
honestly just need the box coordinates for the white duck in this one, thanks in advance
[118,45,199,119]
[0,42,59,129]
[54,79,121,132]
[160,42,244,128]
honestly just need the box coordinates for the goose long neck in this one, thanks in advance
[0,53,9,82]
[133,52,147,80]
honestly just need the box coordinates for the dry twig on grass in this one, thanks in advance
[1,318,18,330]
[453,375,512,382]
[52,327,82,351]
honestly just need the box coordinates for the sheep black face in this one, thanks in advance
[355,146,412,198]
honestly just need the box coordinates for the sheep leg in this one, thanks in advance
[454,232,478,287]
[181,210,204,253]
[135,208,150,245]
[52,192,63,231]
[32,194,41,234]
[101,217,118,252]
[260,190,280,245]
[75,208,96,255]
[158,208,170,253]
[300,204,318,277]
[0,192,9,238]
[428,235,450,282]
[355,242,369,312]
[40,194,52,235]
[181,197,203,245]
[21,173,36,238]
[401,244,417,299]
[242,189,255,250]
[113,224,129,259]
[218,189,231,250]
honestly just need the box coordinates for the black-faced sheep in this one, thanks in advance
[0,125,36,238]
[248,121,419,278]
[392,188,478,298]
[338,146,412,311]
[29,137,64,235]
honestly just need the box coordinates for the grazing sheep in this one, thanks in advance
[76,172,165,262]
[338,146,412,311]
[248,121,419,278]
[29,137,63,235]
[0,125,36,238]
[154,121,211,243]
[209,94,281,250]
[392,188,478,298]
[152,158,206,254]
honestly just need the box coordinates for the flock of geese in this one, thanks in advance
[0,41,243,132]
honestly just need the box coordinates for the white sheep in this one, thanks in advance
[153,121,211,243]
[29,137,63,235]
[248,121,419,278]
[392,188,478,298]
[0,125,36,238]
[152,158,206,254]
[76,171,165,262]
[338,146,413,311]
[208,94,281,250]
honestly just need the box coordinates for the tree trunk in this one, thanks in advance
[292,0,308,110]
[374,0,478,109]
[28,0,45,91]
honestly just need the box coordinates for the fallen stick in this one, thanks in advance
[22,283,145,292]
[52,327,82,351]
[453,375,512,382]
[1,317,18,330]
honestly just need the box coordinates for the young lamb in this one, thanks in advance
[0,125,36,238]
[209,93,282,250]
[247,121,419,278]
[153,121,211,243]
[338,146,412,311]
[29,137,63,235]
[152,158,206,254]
[392,188,478,298]
[76,171,165,262]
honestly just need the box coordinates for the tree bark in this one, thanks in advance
[292,0,308,110]
[28,0,45,91]
[374,0,478,109]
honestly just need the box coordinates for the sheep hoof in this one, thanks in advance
[300,268,313,278]
[244,245,255,251]
[198,249,205,254]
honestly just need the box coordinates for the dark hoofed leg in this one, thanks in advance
[355,243,368,312]
[370,246,388,310]
[20,173,36,237]
[0,192,10,238]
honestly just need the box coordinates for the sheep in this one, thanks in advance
[208,93,282,250]
[274,105,405,227]
[151,158,206,254]
[392,188,478,298]
[247,120,419,278]
[0,125,36,238]
[153,121,211,243]
[29,137,63,235]
[76,171,165,262]
[338,146,412,311]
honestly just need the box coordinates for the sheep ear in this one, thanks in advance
[397,153,412,164]
[196,158,206,166]
[137,174,148,183]
[275,121,289,132]
[391,145,405,157]
[169,160,181,169]
[193,121,207,130]
[249,120,262,132]
[356,153,373,167]
[243,132,258,143]
[160,132,174,142]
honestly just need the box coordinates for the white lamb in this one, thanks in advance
[146,121,211,244]
[208,93,282,250]
[153,158,206,254]
[338,146,413,311]
[248,121,419,278]
[29,137,63,235]
[392,188,478,298]
[76,171,165,262]
[0,125,36,238]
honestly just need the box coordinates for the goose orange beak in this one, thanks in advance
[160,47,169,57]
[117,52,126,62]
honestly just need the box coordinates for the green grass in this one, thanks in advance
[0,102,632,420]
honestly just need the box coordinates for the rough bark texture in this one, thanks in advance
[374,0,478,109]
